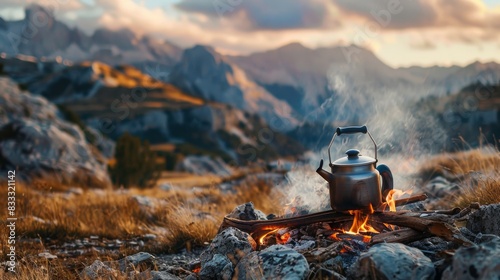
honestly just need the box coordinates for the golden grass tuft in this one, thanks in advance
[0,175,285,278]
[418,148,500,180]
[454,177,500,208]
[418,147,500,208]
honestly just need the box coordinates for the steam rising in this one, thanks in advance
[280,62,449,211]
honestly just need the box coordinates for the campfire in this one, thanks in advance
[203,126,483,279]
[219,189,471,250]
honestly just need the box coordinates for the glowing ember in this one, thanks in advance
[259,228,279,245]
[259,228,291,245]
[280,232,291,243]
[192,267,201,274]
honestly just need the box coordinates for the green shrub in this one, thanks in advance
[109,133,162,188]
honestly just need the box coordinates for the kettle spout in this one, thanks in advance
[316,159,334,182]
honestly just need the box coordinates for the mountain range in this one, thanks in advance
[1,4,500,167]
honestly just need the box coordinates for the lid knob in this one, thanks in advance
[346,149,360,159]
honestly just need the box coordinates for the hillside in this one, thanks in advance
[416,82,500,149]
[0,56,305,165]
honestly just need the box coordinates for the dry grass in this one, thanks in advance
[418,147,500,208]
[418,148,500,179]
[0,175,284,279]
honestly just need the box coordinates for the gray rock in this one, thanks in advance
[80,260,117,279]
[132,195,157,208]
[0,77,111,186]
[176,155,232,176]
[310,268,346,280]
[407,237,453,262]
[292,240,316,252]
[143,233,157,240]
[442,237,500,280]
[199,254,233,280]
[151,271,182,280]
[353,243,435,280]
[115,252,155,272]
[227,202,267,221]
[466,203,500,235]
[38,252,57,259]
[236,244,309,280]
[200,227,256,279]
[424,176,460,199]
[101,252,156,273]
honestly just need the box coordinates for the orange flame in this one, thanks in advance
[330,204,379,242]
[346,208,379,235]
[384,189,413,212]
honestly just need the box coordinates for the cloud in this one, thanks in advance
[409,39,436,50]
[0,0,86,13]
[334,0,439,29]
[175,0,341,30]
[334,0,500,30]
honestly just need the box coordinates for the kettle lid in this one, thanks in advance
[332,149,376,166]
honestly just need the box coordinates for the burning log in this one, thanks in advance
[220,210,353,243]
[369,212,472,246]
[220,193,430,236]
[392,193,428,207]
[220,193,472,248]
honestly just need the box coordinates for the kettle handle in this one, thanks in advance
[336,126,367,135]
[327,125,378,166]
[376,164,394,201]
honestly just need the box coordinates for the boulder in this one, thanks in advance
[442,237,500,280]
[236,244,309,280]
[199,254,233,280]
[118,252,155,270]
[80,260,117,279]
[227,202,267,221]
[353,243,435,280]
[199,227,256,279]
[466,203,500,235]
[0,77,111,186]
[424,176,460,199]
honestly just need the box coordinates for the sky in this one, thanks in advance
[0,0,499,67]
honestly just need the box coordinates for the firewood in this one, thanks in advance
[220,196,472,247]
[371,228,430,244]
[421,208,461,215]
[220,210,353,242]
[370,212,473,246]
[394,193,428,207]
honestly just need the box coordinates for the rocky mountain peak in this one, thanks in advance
[91,27,138,50]
[181,45,226,66]
[25,4,55,25]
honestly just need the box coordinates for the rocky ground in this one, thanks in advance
[3,175,497,280]
[62,200,500,280]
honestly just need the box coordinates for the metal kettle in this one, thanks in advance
[316,125,393,212]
